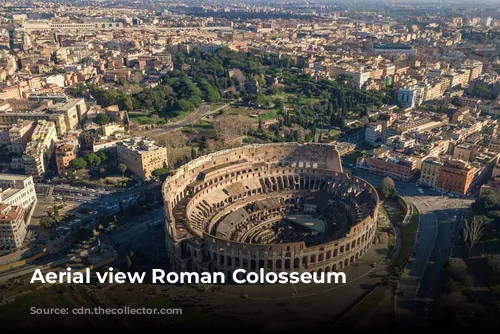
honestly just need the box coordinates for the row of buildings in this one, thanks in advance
[358,107,500,196]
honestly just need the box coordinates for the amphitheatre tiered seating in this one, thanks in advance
[163,143,380,274]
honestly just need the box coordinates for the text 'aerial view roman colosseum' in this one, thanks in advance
[162,143,379,278]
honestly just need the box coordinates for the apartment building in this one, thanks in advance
[0,174,37,209]
[22,120,57,178]
[0,203,27,249]
[419,157,441,188]
[489,136,500,153]
[0,97,87,136]
[7,120,35,155]
[435,159,476,195]
[365,123,383,147]
[55,131,80,176]
[116,137,168,180]
[356,149,418,181]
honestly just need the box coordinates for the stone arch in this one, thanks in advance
[333,264,337,271]
[350,255,355,263]
[276,259,282,269]
[340,246,345,253]
[227,256,232,266]
[333,249,338,257]
[235,257,240,267]
[339,261,343,269]
[302,256,308,266]
[351,241,356,249]
[310,254,316,263]
[325,266,331,272]
[219,254,224,265]
[344,259,349,266]
[318,253,324,262]
[267,260,273,269]
[355,252,359,260]
[326,251,332,259]
[242,258,248,268]
[346,244,350,251]
[251,259,256,270]
[294,258,300,269]
[259,259,265,269]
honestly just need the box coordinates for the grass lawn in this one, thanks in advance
[300,97,321,105]
[225,107,251,116]
[209,103,226,111]
[393,205,419,267]
[329,128,341,137]
[193,120,212,128]
[259,109,279,120]
[129,114,158,125]
[168,110,190,122]
[270,91,296,100]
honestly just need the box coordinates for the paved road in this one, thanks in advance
[137,103,229,136]
[349,169,473,326]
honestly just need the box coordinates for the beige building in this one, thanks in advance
[117,137,168,180]
[453,143,479,162]
[7,119,36,155]
[419,157,441,187]
[0,203,27,249]
[22,120,57,178]
[0,97,87,136]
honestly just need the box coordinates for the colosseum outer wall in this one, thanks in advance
[162,143,379,276]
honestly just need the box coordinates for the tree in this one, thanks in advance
[444,258,468,282]
[191,147,197,160]
[86,153,101,170]
[199,136,207,151]
[53,205,59,219]
[152,167,170,181]
[97,151,107,162]
[70,158,87,170]
[462,216,484,253]
[380,177,398,199]
[40,216,55,229]
[258,118,264,132]
[95,113,110,125]
[118,163,127,178]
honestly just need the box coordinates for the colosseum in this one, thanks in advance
[162,143,380,278]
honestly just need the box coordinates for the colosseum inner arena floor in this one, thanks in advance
[162,143,381,282]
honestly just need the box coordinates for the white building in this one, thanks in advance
[45,74,66,88]
[397,86,424,109]
[0,174,37,209]
[365,123,383,147]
